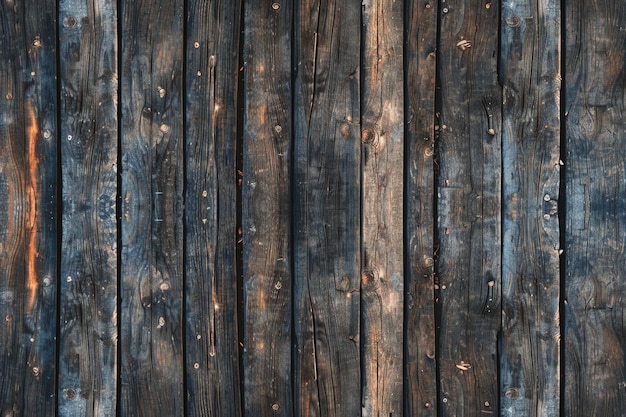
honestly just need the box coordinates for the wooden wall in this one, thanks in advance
[1,0,625,416]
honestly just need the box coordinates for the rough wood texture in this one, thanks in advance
[565,1,626,415]
[185,1,242,416]
[0,1,58,415]
[120,0,184,415]
[57,0,118,415]
[293,1,361,416]
[405,0,438,414]
[437,0,501,415]
[242,1,292,416]
[361,0,404,415]
[500,0,561,415]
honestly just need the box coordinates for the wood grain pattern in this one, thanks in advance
[185,1,242,416]
[500,0,561,415]
[242,1,293,416]
[293,0,361,416]
[57,0,118,415]
[565,1,626,415]
[437,0,501,415]
[361,0,404,415]
[0,1,58,415]
[405,0,438,414]
[120,0,185,415]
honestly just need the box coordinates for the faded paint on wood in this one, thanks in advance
[565,0,626,415]
[58,0,118,415]
[120,0,185,415]
[0,1,58,415]
[293,0,361,416]
[184,1,242,416]
[437,0,501,415]
[500,0,561,415]
[361,0,404,415]
[405,0,438,414]
[242,1,293,416]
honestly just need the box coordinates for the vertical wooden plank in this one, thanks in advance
[0,0,57,415]
[293,0,361,416]
[242,1,292,416]
[437,0,501,415]
[405,0,438,414]
[565,1,626,415]
[500,0,561,416]
[57,0,118,415]
[185,0,243,416]
[361,0,404,415]
[120,0,184,415]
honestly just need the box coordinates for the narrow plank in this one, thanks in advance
[0,1,58,415]
[361,0,404,415]
[405,0,438,414]
[500,1,561,415]
[185,0,243,416]
[242,1,292,416]
[436,0,501,415]
[293,0,361,416]
[120,0,185,415]
[57,0,118,414]
[565,1,626,415]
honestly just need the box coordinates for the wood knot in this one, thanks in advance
[361,128,377,145]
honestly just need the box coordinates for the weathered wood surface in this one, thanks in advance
[500,0,561,415]
[120,0,185,415]
[0,1,58,415]
[57,0,118,415]
[565,0,626,415]
[184,1,242,416]
[293,0,361,416]
[405,0,438,414]
[361,0,404,415]
[437,0,501,415]
[242,1,293,416]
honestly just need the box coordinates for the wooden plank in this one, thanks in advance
[242,1,292,416]
[0,1,58,415]
[500,1,561,416]
[565,1,626,415]
[405,0,438,414]
[360,0,404,415]
[293,0,361,416]
[57,0,118,415]
[185,1,242,416]
[120,0,184,415]
[436,0,501,415]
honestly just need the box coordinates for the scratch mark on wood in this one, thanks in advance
[26,101,39,313]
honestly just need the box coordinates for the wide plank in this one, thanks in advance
[361,0,404,415]
[565,0,626,415]
[242,1,293,416]
[57,0,118,415]
[185,1,243,416]
[437,0,501,415]
[120,0,185,415]
[293,0,361,416]
[405,0,438,414]
[0,1,58,415]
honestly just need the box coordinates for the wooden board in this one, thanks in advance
[293,0,361,415]
[185,1,242,416]
[361,0,404,415]
[436,0,501,415]
[57,0,118,415]
[242,1,293,416]
[0,1,58,415]
[565,1,626,415]
[120,0,185,415]
[405,0,438,414]
[500,1,561,415]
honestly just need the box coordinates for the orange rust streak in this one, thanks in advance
[25,102,39,312]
